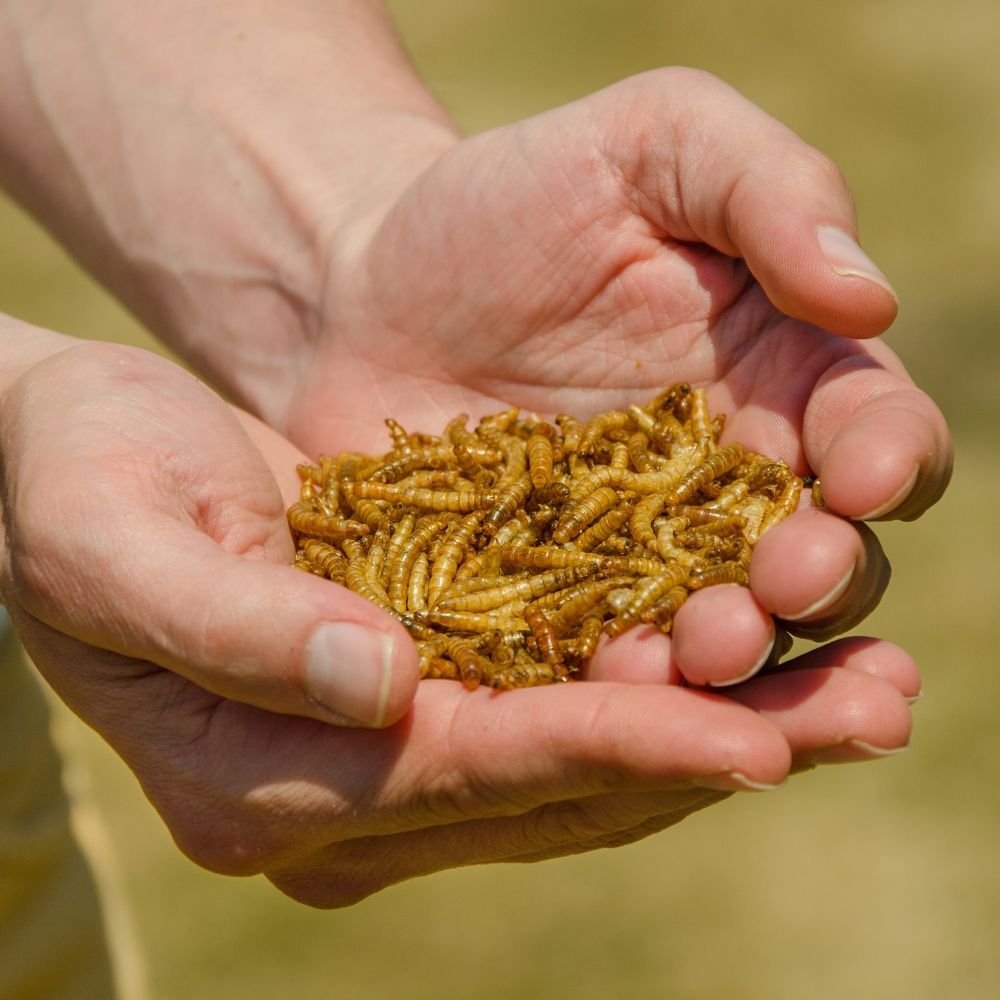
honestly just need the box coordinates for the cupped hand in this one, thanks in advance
[270,69,951,687]
[0,338,916,906]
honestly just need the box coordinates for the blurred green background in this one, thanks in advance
[2,1,998,997]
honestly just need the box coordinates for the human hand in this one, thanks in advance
[0,336,916,906]
[0,11,948,685]
[270,68,951,687]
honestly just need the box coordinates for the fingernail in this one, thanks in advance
[694,772,785,793]
[817,226,897,298]
[707,638,775,688]
[304,622,395,727]
[811,739,909,765]
[854,465,919,521]
[779,562,855,622]
[906,689,924,705]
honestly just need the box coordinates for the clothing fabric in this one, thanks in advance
[0,609,139,999]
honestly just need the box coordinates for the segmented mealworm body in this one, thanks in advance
[568,613,603,662]
[746,461,794,493]
[299,539,348,584]
[436,565,595,612]
[526,433,554,488]
[641,585,689,630]
[689,388,713,444]
[545,576,635,632]
[688,563,749,589]
[606,565,688,635]
[286,502,371,543]
[758,477,803,536]
[442,636,491,689]
[626,432,655,473]
[523,604,565,673]
[384,417,413,452]
[578,410,629,456]
[572,498,636,552]
[342,481,499,513]
[481,473,533,537]
[488,658,561,690]
[664,443,745,505]
[416,608,529,634]
[406,550,430,612]
[428,512,485,606]
[553,486,620,543]
[630,494,668,551]
[500,545,604,572]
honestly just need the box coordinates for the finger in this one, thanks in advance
[670,584,776,686]
[581,625,680,685]
[602,67,898,337]
[15,531,419,728]
[803,352,954,521]
[268,638,919,906]
[765,634,922,702]
[722,638,914,768]
[750,507,891,640]
[585,593,780,689]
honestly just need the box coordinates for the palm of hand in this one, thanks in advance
[289,106,875,480]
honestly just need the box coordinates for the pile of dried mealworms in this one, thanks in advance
[288,384,805,689]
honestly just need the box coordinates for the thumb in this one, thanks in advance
[602,67,898,338]
[139,533,421,728]
[21,523,420,728]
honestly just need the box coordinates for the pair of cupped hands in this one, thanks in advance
[0,71,950,906]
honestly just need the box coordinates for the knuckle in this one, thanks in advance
[797,146,850,193]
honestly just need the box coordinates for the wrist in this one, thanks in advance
[0,0,459,421]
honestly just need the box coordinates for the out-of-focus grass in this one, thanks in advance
[2,2,998,998]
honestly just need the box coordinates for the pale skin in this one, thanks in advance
[0,1,948,906]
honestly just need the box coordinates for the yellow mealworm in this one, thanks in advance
[758,475,803,537]
[415,608,530,634]
[688,562,749,589]
[298,539,349,584]
[406,550,430,612]
[384,417,413,452]
[500,545,604,572]
[625,431,655,473]
[286,501,371,543]
[734,494,772,546]
[545,576,636,633]
[572,498,636,552]
[811,478,825,508]
[480,473,534,537]
[689,387,713,443]
[567,613,604,663]
[640,585,689,631]
[552,485,620,544]
[664,443,745,505]
[526,433,555,488]
[630,493,668,551]
[522,606,566,676]
[442,636,491,690]
[428,511,486,606]
[342,480,500,513]
[436,565,595,613]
